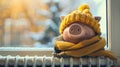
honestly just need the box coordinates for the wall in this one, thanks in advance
[111,0,120,65]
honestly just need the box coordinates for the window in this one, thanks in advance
[0,0,110,51]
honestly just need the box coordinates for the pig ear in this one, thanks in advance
[94,16,101,22]
[60,16,65,20]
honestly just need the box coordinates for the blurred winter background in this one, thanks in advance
[0,0,107,47]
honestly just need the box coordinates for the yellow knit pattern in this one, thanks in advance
[55,35,117,60]
[60,4,100,34]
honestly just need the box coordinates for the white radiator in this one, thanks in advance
[0,55,116,67]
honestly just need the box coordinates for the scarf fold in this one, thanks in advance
[55,35,116,60]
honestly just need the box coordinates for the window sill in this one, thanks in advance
[0,47,53,56]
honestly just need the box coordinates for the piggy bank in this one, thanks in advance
[54,4,116,60]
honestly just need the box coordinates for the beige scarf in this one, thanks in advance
[55,35,116,60]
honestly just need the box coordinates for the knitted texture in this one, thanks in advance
[55,35,116,60]
[60,4,100,34]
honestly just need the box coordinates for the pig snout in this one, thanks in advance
[69,24,81,35]
[63,23,96,44]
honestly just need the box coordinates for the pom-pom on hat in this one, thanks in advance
[59,3,101,35]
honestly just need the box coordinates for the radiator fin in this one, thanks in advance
[0,55,116,67]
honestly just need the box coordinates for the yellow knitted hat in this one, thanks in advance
[60,4,101,35]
